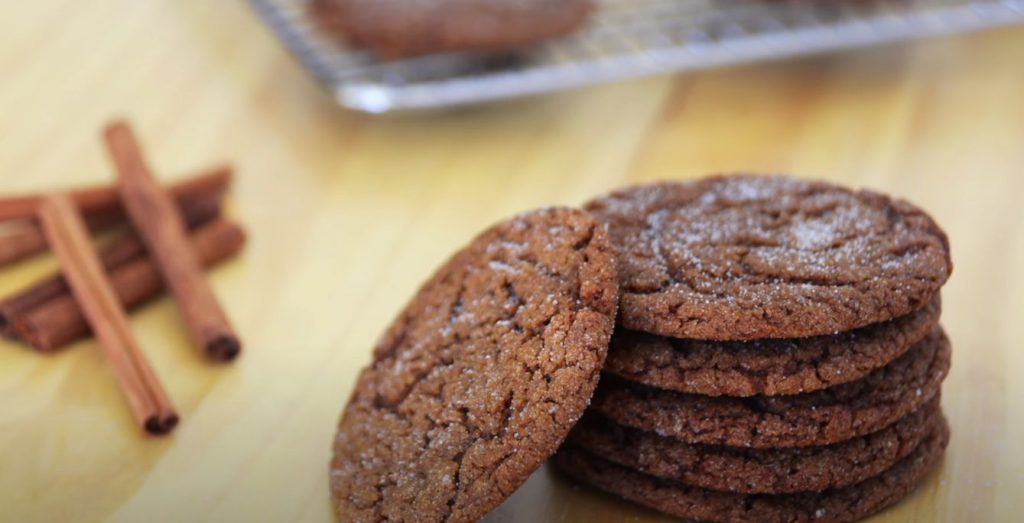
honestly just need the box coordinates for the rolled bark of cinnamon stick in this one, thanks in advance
[0,223,47,266]
[0,210,129,268]
[14,218,246,352]
[104,122,242,362]
[36,194,178,435]
[0,166,232,268]
[0,195,223,335]
[0,164,231,221]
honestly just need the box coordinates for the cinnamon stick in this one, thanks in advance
[36,194,177,435]
[0,195,223,335]
[0,222,47,266]
[0,212,128,268]
[0,164,231,221]
[0,165,232,267]
[15,218,246,352]
[105,121,242,362]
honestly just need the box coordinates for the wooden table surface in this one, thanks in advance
[1,2,1022,522]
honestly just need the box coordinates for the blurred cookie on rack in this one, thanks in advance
[311,0,593,58]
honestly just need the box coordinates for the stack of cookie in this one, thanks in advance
[554,176,953,522]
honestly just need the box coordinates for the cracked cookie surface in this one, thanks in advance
[569,396,941,494]
[585,175,952,340]
[605,297,940,397]
[311,0,593,58]
[330,207,618,523]
[553,414,949,523]
[591,328,950,448]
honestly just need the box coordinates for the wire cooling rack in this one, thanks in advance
[249,0,1024,113]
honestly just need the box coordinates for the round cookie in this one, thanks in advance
[591,328,950,448]
[605,297,941,397]
[553,416,949,523]
[568,396,941,494]
[585,175,952,340]
[311,0,593,58]
[330,207,618,523]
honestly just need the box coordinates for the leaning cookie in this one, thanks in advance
[605,297,940,397]
[585,175,952,341]
[591,328,950,448]
[311,0,593,58]
[568,396,941,494]
[330,207,618,523]
[553,415,949,523]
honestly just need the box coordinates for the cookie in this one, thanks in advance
[330,207,618,523]
[585,175,952,340]
[553,414,949,523]
[569,396,941,494]
[604,297,941,397]
[591,328,950,448]
[311,0,593,58]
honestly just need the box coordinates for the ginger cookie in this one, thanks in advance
[585,175,952,340]
[553,415,949,523]
[605,297,941,397]
[311,0,593,58]
[330,207,618,523]
[591,328,950,448]
[568,396,941,494]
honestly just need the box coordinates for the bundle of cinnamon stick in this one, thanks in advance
[0,120,247,435]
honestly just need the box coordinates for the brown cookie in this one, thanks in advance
[569,396,941,494]
[591,328,950,448]
[553,414,949,523]
[311,0,593,58]
[330,207,618,523]
[605,297,941,397]
[585,175,952,340]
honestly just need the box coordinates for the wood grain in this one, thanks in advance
[0,1,1022,522]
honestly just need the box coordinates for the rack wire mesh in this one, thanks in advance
[250,0,1024,113]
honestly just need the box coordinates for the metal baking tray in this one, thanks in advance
[249,0,1024,113]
